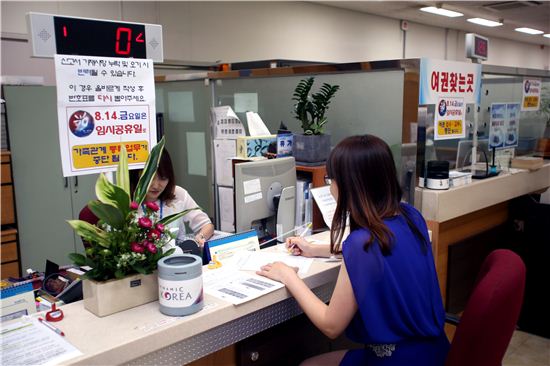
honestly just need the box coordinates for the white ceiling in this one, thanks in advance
[318,1,550,46]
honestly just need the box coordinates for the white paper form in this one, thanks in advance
[214,139,236,186]
[1,317,82,366]
[232,250,314,275]
[310,186,336,228]
[218,187,235,232]
[203,268,284,305]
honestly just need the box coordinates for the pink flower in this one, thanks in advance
[130,201,139,210]
[147,229,161,240]
[130,242,144,253]
[138,217,153,229]
[155,223,165,232]
[145,201,160,211]
[146,242,157,254]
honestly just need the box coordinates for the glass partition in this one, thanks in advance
[155,80,214,219]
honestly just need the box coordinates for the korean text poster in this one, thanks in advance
[55,55,156,176]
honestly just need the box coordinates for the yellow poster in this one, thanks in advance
[72,141,149,169]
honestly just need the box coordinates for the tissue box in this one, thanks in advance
[237,135,276,158]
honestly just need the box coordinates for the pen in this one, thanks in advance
[288,223,312,252]
[38,317,65,337]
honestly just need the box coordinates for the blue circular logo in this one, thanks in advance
[438,100,447,117]
[69,111,94,137]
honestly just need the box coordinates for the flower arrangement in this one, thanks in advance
[68,137,199,281]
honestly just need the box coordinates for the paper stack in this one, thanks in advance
[449,170,473,188]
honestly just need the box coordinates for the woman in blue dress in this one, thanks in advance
[257,135,449,365]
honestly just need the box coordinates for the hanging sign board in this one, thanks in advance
[420,58,481,141]
[419,58,482,106]
[434,97,465,140]
[489,103,520,149]
[55,54,156,177]
[521,78,541,111]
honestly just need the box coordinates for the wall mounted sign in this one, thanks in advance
[55,55,156,176]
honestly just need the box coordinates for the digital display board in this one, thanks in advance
[53,16,147,58]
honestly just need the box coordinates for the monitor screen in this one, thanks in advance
[234,157,296,243]
[456,139,490,170]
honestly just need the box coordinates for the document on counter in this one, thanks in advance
[203,267,284,305]
[310,186,336,228]
[1,316,81,366]
[232,250,314,275]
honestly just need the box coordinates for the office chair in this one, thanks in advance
[445,249,526,366]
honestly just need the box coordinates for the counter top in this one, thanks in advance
[47,232,338,365]
[417,163,550,222]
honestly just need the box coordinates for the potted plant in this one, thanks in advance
[292,76,340,164]
[68,136,200,317]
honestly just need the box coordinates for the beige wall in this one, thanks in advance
[2,1,549,85]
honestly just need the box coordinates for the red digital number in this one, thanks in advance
[115,27,132,55]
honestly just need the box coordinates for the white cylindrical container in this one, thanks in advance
[157,254,203,316]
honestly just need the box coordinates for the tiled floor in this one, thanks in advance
[503,331,550,366]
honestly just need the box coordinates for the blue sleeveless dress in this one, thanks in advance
[340,203,449,366]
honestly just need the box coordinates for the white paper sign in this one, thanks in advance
[434,97,466,140]
[55,55,156,176]
[419,58,482,105]
[210,106,246,139]
[310,186,336,229]
[521,78,541,111]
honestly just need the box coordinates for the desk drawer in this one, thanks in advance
[1,185,15,225]
[0,242,18,263]
[1,162,11,184]
[1,262,20,278]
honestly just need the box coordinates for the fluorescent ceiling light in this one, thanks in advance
[515,27,544,35]
[543,34,550,38]
[467,18,502,27]
[420,7,463,18]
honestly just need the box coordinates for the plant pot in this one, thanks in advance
[83,272,158,317]
[292,134,331,164]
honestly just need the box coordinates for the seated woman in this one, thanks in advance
[258,135,449,366]
[130,148,214,246]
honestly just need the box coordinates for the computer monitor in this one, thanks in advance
[234,157,296,244]
[456,139,491,170]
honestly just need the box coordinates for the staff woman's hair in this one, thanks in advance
[130,149,176,202]
[326,135,427,255]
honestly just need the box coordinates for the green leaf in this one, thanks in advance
[67,220,110,247]
[132,264,148,275]
[68,253,87,266]
[158,207,202,226]
[116,144,130,196]
[114,270,126,279]
[88,200,125,229]
[134,137,166,205]
[96,173,130,217]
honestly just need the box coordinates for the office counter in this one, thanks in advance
[416,163,550,305]
[54,232,338,365]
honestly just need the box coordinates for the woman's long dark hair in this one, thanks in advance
[326,135,427,255]
[130,149,176,202]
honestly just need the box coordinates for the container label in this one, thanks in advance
[158,277,203,308]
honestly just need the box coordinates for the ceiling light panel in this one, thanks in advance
[420,7,463,18]
[467,18,503,27]
[543,34,550,38]
[515,27,544,35]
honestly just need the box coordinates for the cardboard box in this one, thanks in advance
[236,135,276,158]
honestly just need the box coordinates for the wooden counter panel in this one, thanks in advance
[1,162,12,184]
[428,202,509,304]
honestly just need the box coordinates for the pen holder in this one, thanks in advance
[157,254,203,316]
